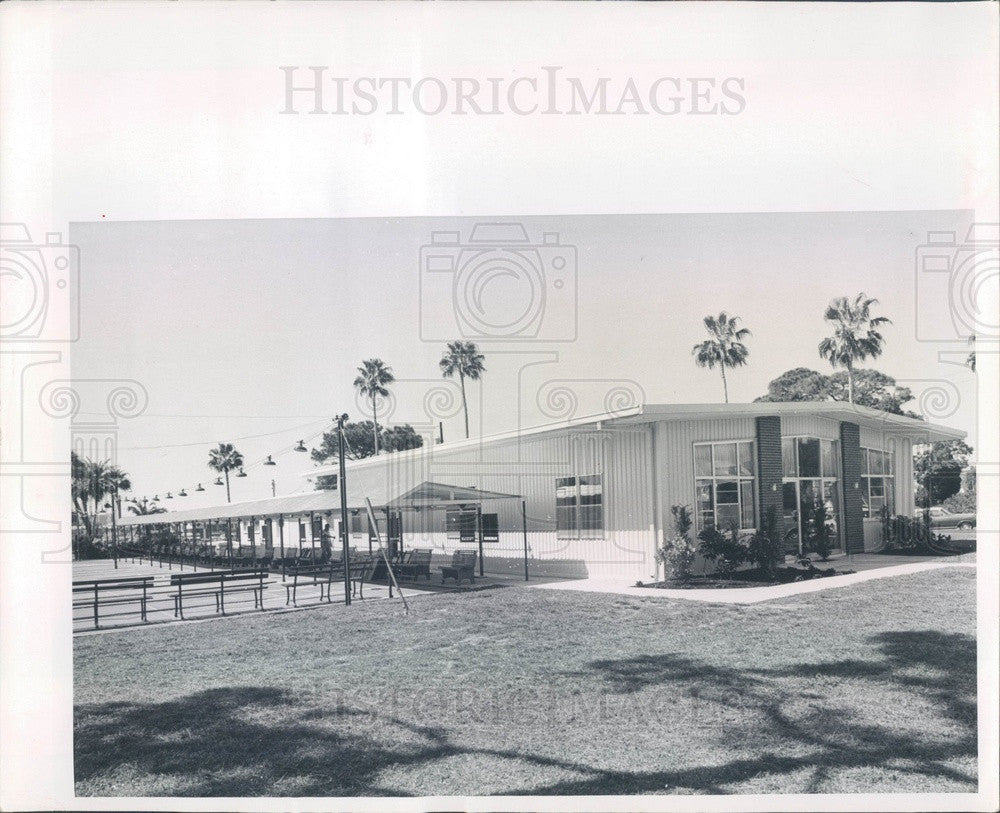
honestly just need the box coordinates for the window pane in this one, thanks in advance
[821,440,838,477]
[869,478,885,498]
[580,505,603,534]
[740,480,755,528]
[716,502,740,531]
[578,475,602,506]
[716,480,739,504]
[861,477,871,518]
[696,481,714,530]
[738,442,755,477]
[782,438,797,477]
[798,438,821,478]
[869,449,884,474]
[885,479,895,515]
[713,443,738,476]
[884,451,894,475]
[556,506,576,534]
[823,480,840,542]
[861,449,870,475]
[695,445,713,477]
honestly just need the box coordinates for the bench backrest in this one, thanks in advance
[409,549,433,565]
[170,569,267,586]
[72,576,154,592]
[450,550,477,566]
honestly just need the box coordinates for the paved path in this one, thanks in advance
[529,558,977,605]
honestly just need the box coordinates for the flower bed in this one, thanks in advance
[640,563,854,590]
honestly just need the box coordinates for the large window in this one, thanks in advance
[694,441,756,533]
[861,447,895,518]
[782,437,841,553]
[555,475,603,538]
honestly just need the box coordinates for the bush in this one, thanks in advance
[697,523,749,576]
[747,506,782,579]
[656,505,698,581]
[941,491,976,514]
[809,500,833,561]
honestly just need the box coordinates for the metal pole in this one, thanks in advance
[111,490,118,569]
[477,503,484,577]
[337,414,351,606]
[522,499,529,582]
[279,514,285,580]
[227,518,233,572]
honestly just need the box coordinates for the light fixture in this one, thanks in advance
[166,492,174,499]
[103,502,111,509]
[196,483,205,492]
[294,440,307,452]
[263,455,276,466]
[178,488,188,497]
[236,467,247,478]
[214,477,224,486]
[153,494,160,501]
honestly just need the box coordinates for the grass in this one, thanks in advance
[74,567,977,797]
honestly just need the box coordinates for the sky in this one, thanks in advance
[69,209,981,506]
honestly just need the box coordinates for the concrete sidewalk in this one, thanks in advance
[528,559,976,605]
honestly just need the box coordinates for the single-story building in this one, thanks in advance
[117,402,964,581]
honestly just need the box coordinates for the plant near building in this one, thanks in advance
[809,500,833,561]
[656,505,698,581]
[697,523,749,576]
[747,506,782,580]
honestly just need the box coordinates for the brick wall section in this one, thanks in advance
[840,421,865,553]
[755,416,784,539]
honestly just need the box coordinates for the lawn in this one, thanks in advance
[74,567,977,797]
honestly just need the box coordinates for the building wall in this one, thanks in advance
[346,426,657,579]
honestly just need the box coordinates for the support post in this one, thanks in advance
[226,518,233,572]
[337,413,351,606]
[279,514,286,580]
[522,499,529,582]
[477,503,484,577]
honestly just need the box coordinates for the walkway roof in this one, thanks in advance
[118,480,522,527]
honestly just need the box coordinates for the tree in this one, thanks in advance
[127,497,166,516]
[207,442,244,503]
[103,467,132,518]
[817,293,892,403]
[439,340,486,439]
[913,440,973,506]
[756,367,917,416]
[309,420,423,490]
[692,312,751,403]
[353,359,395,456]
[942,465,976,513]
[755,367,831,402]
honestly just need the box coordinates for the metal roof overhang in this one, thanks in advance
[118,480,523,527]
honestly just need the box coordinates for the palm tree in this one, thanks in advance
[967,335,976,373]
[692,312,752,403]
[127,497,166,516]
[353,359,395,455]
[207,442,244,503]
[439,340,486,439]
[818,293,892,404]
[102,466,132,518]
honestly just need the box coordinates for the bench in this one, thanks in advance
[72,576,155,629]
[439,551,477,585]
[284,562,344,606]
[348,557,374,599]
[170,569,269,619]
[396,549,433,581]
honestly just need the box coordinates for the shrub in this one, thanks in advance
[809,500,833,561]
[656,505,698,581]
[942,490,976,514]
[697,523,749,576]
[747,506,782,579]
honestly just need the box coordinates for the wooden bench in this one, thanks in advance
[72,576,155,629]
[396,549,433,581]
[348,557,374,599]
[439,551,477,585]
[170,569,269,619]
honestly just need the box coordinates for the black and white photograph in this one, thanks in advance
[0,4,997,812]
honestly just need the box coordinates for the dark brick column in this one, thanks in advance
[840,421,865,553]
[755,416,784,539]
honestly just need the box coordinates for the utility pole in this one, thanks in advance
[337,413,351,606]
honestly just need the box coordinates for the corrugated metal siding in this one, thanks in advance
[344,427,656,579]
[780,415,842,440]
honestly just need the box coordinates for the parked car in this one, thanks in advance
[913,506,976,530]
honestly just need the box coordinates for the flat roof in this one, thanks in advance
[305,401,965,478]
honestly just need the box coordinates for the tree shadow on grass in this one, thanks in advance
[75,630,977,796]
[533,629,977,795]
